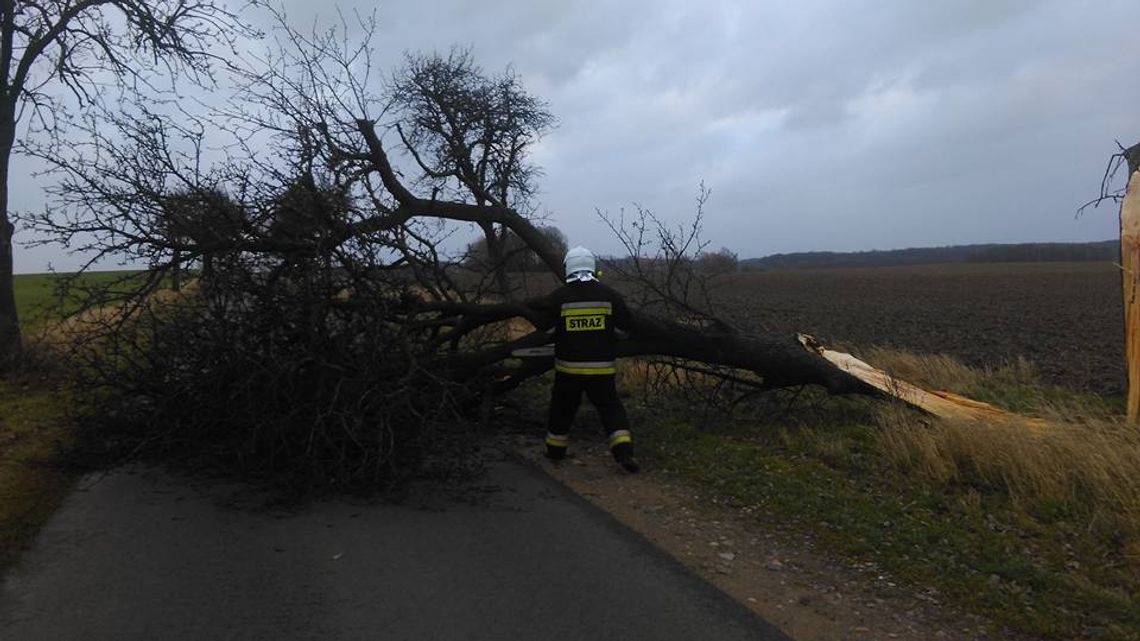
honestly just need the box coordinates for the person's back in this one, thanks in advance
[539,247,639,473]
[546,278,631,375]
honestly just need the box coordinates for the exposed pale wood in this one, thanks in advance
[1122,170,1140,422]
[799,334,1044,426]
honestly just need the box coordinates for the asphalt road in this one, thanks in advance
[0,457,789,640]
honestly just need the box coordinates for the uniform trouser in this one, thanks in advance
[545,372,633,460]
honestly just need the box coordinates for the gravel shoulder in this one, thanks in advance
[511,436,1008,641]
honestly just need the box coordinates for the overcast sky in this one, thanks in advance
[12,0,1140,272]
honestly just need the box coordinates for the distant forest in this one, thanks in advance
[742,240,1118,270]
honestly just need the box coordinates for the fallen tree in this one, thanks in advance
[21,9,1021,487]
[22,12,878,390]
[347,116,878,396]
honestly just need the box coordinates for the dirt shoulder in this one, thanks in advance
[0,381,74,572]
[509,436,1006,641]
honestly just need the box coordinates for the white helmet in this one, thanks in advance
[564,246,597,282]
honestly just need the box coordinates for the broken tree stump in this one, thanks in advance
[1122,167,1140,422]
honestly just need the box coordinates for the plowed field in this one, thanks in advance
[715,262,1123,395]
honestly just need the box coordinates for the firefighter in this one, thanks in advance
[539,246,639,473]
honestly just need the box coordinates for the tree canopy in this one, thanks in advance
[0,0,255,366]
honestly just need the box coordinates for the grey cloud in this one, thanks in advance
[13,0,1140,272]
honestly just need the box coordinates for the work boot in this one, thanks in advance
[616,455,640,474]
[545,433,568,461]
[610,441,639,473]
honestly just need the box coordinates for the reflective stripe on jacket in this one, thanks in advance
[554,359,616,375]
[537,280,632,370]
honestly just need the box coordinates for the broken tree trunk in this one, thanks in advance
[484,325,1042,423]
[441,310,883,396]
[441,298,1038,423]
[801,335,1044,426]
[1122,164,1140,422]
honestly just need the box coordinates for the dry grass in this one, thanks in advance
[871,350,1140,533]
[865,346,1010,392]
[880,408,1140,517]
[31,281,202,349]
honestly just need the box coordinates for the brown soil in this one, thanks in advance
[715,263,1122,395]
[519,262,1123,395]
[509,437,1017,641]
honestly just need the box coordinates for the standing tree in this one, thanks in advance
[1081,141,1140,421]
[1113,142,1140,421]
[697,247,740,275]
[0,0,253,366]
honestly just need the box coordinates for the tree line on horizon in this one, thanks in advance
[742,239,1118,270]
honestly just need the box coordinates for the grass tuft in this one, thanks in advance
[879,411,1140,523]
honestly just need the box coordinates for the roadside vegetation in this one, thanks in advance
[0,380,71,570]
[14,271,143,331]
[620,352,1138,640]
[13,272,64,330]
[0,272,127,568]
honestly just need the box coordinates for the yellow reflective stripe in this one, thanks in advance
[555,364,616,375]
[561,307,612,317]
[562,301,612,310]
[609,435,632,448]
[556,359,614,369]
[555,359,615,374]
[608,430,632,448]
[545,433,569,447]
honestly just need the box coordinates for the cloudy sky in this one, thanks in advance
[13,0,1140,272]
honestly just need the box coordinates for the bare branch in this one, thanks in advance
[1077,140,1140,217]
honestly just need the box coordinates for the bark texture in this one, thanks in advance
[1122,168,1140,422]
[0,99,19,366]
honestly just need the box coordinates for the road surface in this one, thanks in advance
[1,456,789,640]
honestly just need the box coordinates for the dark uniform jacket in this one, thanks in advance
[537,280,632,375]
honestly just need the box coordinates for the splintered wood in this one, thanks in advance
[1122,170,1140,423]
[797,334,1043,426]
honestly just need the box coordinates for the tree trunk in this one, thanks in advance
[493,224,511,297]
[1122,165,1140,422]
[437,301,880,397]
[619,315,875,394]
[477,220,510,298]
[0,98,21,368]
[171,251,183,292]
